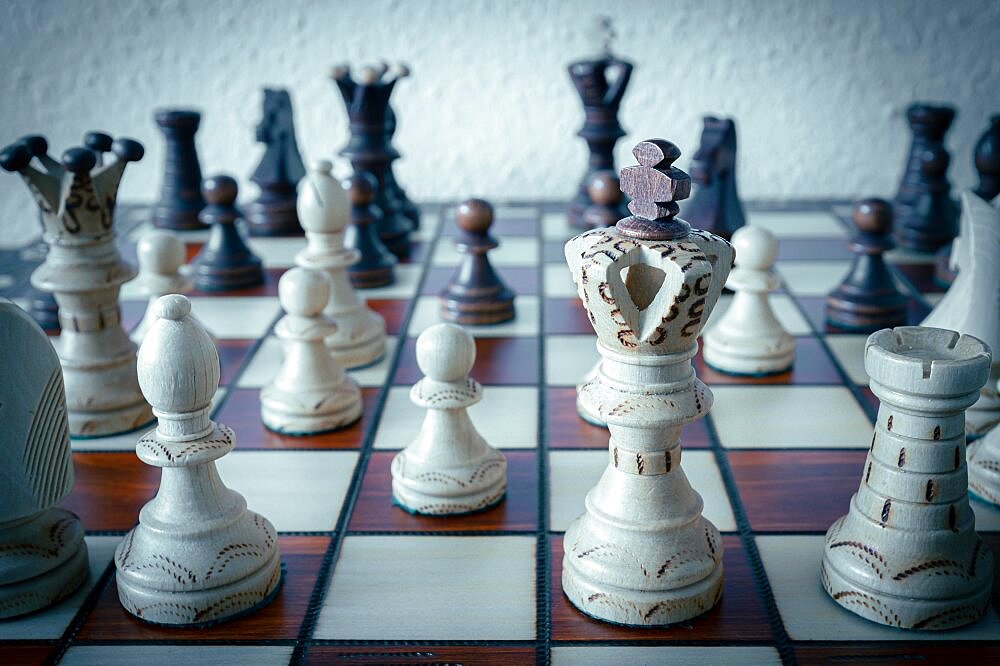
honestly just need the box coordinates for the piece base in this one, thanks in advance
[116,549,282,626]
[152,209,208,231]
[0,534,88,620]
[576,390,607,428]
[68,402,154,439]
[391,476,507,516]
[821,556,991,630]
[348,266,395,289]
[262,397,363,437]
[244,200,303,237]
[327,333,387,370]
[562,556,724,627]
[439,297,516,326]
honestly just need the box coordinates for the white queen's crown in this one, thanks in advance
[0,133,143,243]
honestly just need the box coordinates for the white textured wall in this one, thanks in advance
[1,0,998,247]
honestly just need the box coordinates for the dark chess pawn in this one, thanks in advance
[246,89,307,237]
[440,199,515,325]
[345,173,396,288]
[683,116,745,240]
[936,115,1000,286]
[825,198,907,332]
[153,109,207,230]
[581,170,622,229]
[893,104,958,251]
[190,175,264,291]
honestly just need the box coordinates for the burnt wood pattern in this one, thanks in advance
[0,196,992,662]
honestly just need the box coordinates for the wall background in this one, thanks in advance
[1,0,998,247]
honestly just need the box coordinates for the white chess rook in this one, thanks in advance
[922,192,1000,438]
[0,300,89,619]
[261,267,362,435]
[562,138,735,626]
[115,294,281,626]
[703,226,795,375]
[391,324,507,515]
[296,159,387,369]
[821,326,993,630]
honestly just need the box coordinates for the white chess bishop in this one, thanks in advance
[702,225,795,375]
[822,327,993,630]
[296,159,387,369]
[115,294,281,625]
[261,267,363,435]
[563,139,734,626]
[131,229,193,342]
[0,300,89,619]
[922,192,999,437]
[391,323,507,515]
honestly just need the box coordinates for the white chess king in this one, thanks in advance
[562,139,734,626]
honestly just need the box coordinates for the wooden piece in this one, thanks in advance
[296,160,387,368]
[923,192,1000,437]
[261,267,362,434]
[969,379,1000,505]
[391,323,507,514]
[116,294,282,626]
[894,104,959,251]
[439,199,516,325]
[132,229,192,342]
[383,102,421,231]
[683,117,746,240]
[825,199,907,332]
[581,170,622,230]
[703,226,795,375]
[821,326,993,630]
[0,299,88,619]
[562,139,735,626]
[936,115,1000,285]
[190,175,265,291]
[0,134,153,437]
[152,109,207,231]
[246,89,307,237]
[344,172,397,288]
[331,63,414,258]
[566,17,633,229]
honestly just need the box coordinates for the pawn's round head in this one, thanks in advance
[345,172,376,205]
[416,323,475,382]
[138,229,185,275]
[137,294,221,419]
[587,170,621,205]
[203,175,238,206]
[853,198,893,235]
[732,225,777,270]
[456,199,493,235]
[279,267,330,317]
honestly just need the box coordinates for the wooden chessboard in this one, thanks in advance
[0,201,998,666]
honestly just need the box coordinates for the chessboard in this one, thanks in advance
[0,200,998,666]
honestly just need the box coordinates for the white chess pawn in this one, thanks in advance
[115,294,282,625]
[296,159,387,369]
[131,229,192,342]
[702,226,795,375]
[261,267,362,434]
[391,324,507,515]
